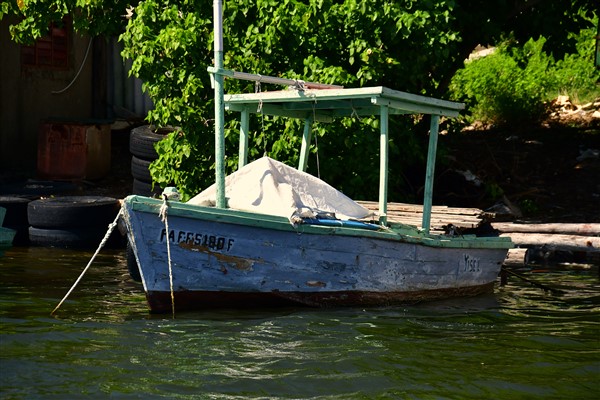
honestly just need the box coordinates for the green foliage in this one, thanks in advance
[119,0,215,200]
[3,0,598,201]
[484,182,504,201]
[2,0,131,43]
[118,0,462,200]
[519,198,540,216]
[450,17,600,127]
[551,22,600,103]
[449,38,554,126]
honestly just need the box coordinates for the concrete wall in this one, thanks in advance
[0,17,94,175]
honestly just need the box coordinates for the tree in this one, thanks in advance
[1,0,130,43]
[3,0,597,201]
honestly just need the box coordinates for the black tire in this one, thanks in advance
[131,156,153,183]
[0,181,76,197]
[126,241,142,282]
[29,226,109,248]
[28,196,119,229]
[132,179,162,198]
[129,125,172,160]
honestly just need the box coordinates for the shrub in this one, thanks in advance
[449,37,553,127]
[550,24,600,104]
[450,18,600,127]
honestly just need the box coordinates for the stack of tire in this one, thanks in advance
[27,196,122,248]
[129,125,172,197]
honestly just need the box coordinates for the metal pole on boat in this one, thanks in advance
[422,115,440,233]
[213,0,226,208]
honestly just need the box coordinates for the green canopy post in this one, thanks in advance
[378,105,389,225]
[238,108,250,169]
[298,116,313,172]
[422,115,440,233]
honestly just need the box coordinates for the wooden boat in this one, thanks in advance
[0,207,16,248]
[120,2,513,313]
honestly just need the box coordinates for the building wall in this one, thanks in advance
[0,17,94,175]
[106,37,154,120]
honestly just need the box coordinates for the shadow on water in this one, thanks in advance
[1,246,598,399]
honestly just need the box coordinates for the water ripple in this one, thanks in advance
[1,248,598,399]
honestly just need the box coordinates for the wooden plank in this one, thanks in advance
[381,214,481,225]
[493,222,600,235]
[358,201,482,215]
[503,248,528,266]
[357,201,484,231]
[500,233,600,252]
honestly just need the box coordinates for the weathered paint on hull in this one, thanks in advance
[123,196,511,313]
[146,283,495,313]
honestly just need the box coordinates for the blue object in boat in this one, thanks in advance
[302,218,381,230]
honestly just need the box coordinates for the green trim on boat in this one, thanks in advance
[124,196,513,250]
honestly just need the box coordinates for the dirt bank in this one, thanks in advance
[436,96,599,223]
[437,125,599,223]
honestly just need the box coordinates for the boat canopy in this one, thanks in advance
[209,0,464,233]
[220,84,465,232]
[224,86,464,121]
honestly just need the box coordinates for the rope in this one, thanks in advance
[52,37,93,95]
[351,100,362,121]
[159,195,176,318]
[501,266,565,295]
[51,208,123,315]
[293,80,306,91]
[256,82,266,156]
[255,79,261,94]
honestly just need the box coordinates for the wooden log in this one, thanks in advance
[503,248,528,266]
[493,222,600,235]
[501,233,600,252]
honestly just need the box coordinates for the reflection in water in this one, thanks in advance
[1,247,598,399]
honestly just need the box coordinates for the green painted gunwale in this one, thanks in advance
[125,196,513,250]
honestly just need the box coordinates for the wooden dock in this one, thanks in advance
[358,201,600,266]
[495,222,600,266]
[357,201,486,233]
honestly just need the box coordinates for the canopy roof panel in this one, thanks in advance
[225,86,464,121]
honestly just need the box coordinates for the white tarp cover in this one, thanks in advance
[187,156,372,223]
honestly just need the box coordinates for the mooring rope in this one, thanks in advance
[159,195,176,318]
[51,208,123,315]
[312,100,321,179]
[501,266,565,296]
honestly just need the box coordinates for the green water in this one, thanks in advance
[1,246,598,399]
